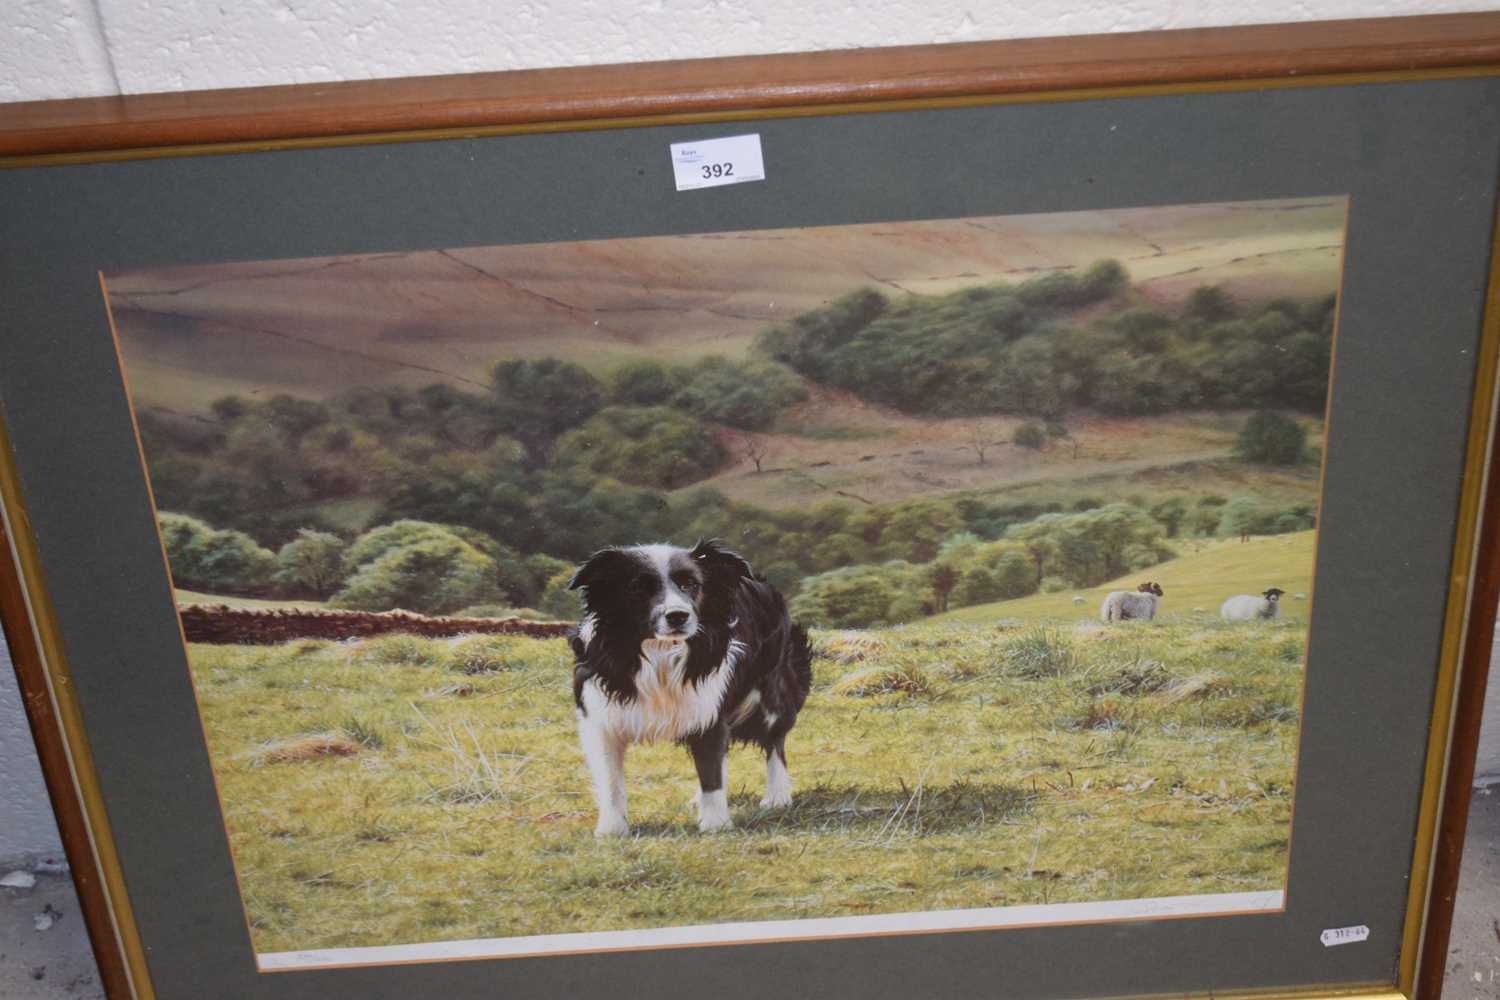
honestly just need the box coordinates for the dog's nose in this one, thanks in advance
[664,610,690,630]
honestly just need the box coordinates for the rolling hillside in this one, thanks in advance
[696,393,1323,510]
[107,198,1344,412]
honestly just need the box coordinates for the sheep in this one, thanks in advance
[1072,596,1086,606]
[1293,592,1307,601]
[1220,587,1285,621]
[1100,582,1163,623]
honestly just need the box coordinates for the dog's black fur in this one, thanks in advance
[567,539,812,804]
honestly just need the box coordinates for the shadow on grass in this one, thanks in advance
[629,779,1034,838]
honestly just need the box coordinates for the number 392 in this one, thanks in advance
[701,162,734,179]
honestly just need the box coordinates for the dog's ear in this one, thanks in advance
[568,548,633,593]
[690,538,752,582]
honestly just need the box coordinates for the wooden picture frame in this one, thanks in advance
[2,12,1499,999]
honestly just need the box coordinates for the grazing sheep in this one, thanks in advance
[1072,596,1086,606]
[1294,592,1307,601]
[1100,582,1163,623]
[1220,587,1285,621]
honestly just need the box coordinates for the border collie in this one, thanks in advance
[567,540,812,837]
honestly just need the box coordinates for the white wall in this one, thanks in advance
[2,0,1498,862]
[2,1,1497,101]
[0,634,65,865]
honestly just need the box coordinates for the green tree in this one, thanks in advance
[670,357,807,430]
[1013,421,1047,450]
[879,499,962,563]
[1217,496,1262,542]
[1149,497,1188,538]
[187,527,276,594]
[538,568,580,620]
[1184,285,1237,323]
[1234,411,1306,465]
[344,520,484,574]
[491,359,604,463]
[273,529,347,598]
[1080,258,1129,300]
[608,360,683,406]
[158,512,214,585]
[789,562,925,628]
[930,563,960,614]
[552,406,726,490]
[521,554,574,608]
[332,526,500,614]
[1006,504,1171,588]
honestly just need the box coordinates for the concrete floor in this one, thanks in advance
[1447,787,1500,998]
[0,867,103,999]
[1,796,1498,999]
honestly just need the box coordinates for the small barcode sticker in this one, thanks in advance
[1320,925,1369,947]
[669,134,765,191]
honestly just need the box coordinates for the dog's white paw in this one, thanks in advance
[594,813,630,838]
[697,789,733,832]
[760,789,793,809]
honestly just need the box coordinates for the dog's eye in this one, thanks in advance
[677,577,700,594]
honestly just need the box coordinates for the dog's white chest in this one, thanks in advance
[581,639,743,744]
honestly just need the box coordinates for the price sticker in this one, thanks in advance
[669,134,765,191]
[1320,925,1369,947]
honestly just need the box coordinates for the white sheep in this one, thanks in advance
[1220,587,1285,621]
[1072,596,1085,606]
[1100,582,1163,623]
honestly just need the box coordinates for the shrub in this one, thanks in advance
[272,529,347,598]
[491,358,604,461]
[538,568,581,621]
[159,512,276,594]
[1003,627,1080,679]
[608,359,684,406]
[669,357,807,430]
[790,562,926,628]
[332,525,501,615]
[344,520,489,574]
[1012,421,1047,450]
[159,511,214,583]
[828,662,935,698]
[552,406,726,489]
[1234,411,1306,465]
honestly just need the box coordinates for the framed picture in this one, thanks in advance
[3,12,1500,1000]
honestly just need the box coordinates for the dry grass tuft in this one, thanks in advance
[449,635,529,675]
[829,662,934,698]
[254,734,362,764]
[1079,697,1129,731]
[352,634,439,668]
[1160,670,1231,703]
[1004,627,1080,679]
[409,707,534,804]
[813,631,888,664]
[1086,658,1174,696]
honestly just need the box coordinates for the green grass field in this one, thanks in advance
[175,590,327,610]
[937,531,1316,625]
[189,596,1305,955]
